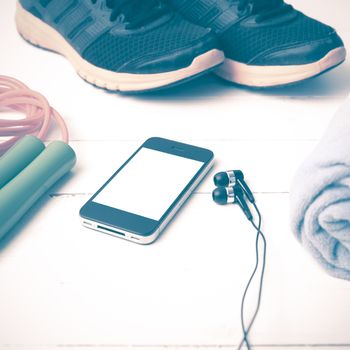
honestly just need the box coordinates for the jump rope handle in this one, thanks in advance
[0,136,76,240]
[0,136,45,188]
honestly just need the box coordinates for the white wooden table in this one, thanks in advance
[1,1,350,349]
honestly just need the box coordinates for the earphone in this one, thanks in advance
[212,170,267,350]
[214,170,255,203]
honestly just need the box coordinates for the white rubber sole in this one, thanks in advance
[215,46,346,87]
[15,2,225,92]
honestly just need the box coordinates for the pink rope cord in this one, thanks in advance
[0,75,69,154]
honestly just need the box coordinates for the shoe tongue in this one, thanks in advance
[106,0,158,17]
[106,0,167,27]
[242,0,283,12]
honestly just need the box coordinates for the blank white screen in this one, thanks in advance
[93,148,204,221]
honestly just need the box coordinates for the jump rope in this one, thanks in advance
[0,75,76,239]
[0,75,69,153]
[0,76,266,348]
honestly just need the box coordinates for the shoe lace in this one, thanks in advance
[92,0,170,29]
[237,0,293,22]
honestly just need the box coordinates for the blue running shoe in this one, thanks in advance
[170,0,346,87]
[16,0,224,92]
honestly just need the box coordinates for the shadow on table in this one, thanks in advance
[0,172,74,252]
[126,61,350,103]
[257,63,350,98]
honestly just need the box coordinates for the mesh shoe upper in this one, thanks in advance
[20,0,219,74]
[220,9,344,65]
[83,14,217,73]
[171,0,344,66]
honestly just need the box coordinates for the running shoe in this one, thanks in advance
[16,0,224,92]
[170,0,346,87]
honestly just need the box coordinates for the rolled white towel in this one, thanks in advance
[291,96,350,281]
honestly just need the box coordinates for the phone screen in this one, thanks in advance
[93,147,204,221]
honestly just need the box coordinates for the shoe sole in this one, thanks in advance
[15,2,224,92]
[215,47,346,88]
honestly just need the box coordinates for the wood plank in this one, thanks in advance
[1,346,350,350]
[47,139,318,195]
[1,194,350,347]
[1,0,350,349]
[1,2,350,143]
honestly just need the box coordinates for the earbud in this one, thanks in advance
[212,186,235,205]
[214,170,255,203]
[212,185,253,221]
[214,170,241,187]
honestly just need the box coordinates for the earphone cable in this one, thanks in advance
[238,208,261,350]
[246,203,267,338]
[238,203,267,350]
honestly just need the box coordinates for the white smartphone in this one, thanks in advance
[80,137,214,244]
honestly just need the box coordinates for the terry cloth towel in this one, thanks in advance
[290,96,350,281]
